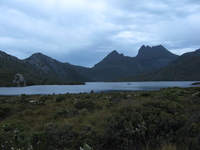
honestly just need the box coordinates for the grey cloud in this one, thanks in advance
[0,0,200,67]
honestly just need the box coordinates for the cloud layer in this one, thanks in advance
[0,0,200,67]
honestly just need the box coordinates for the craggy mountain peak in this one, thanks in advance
[93,50,129,69]
[25,52,66,73]
[106,50,125,59]
[26,52,56,62]
[135,45,179,70]
[136,45,178,59]
[25,52,63,70]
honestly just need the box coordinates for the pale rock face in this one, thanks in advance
[13,74,26,87]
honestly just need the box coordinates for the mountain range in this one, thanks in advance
[0,45,199,86]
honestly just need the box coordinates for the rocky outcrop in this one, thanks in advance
[13,74,26,87]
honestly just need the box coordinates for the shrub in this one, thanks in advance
[39,95,49,102]
[141,92,151,97]
[43,123,82,150]
[74,101,96,111]
[80,142,93,150]
[19,94,29,103]
[161,143,177,150]
[104,106,146,149]
[0,122,30,149]
[55,95,65,102]
[0,106,11,119]
[103,100,188,149]
[163,90,179,101]
[29,131,46,150]
[53,108,68,119]
[176,123,200,150]
[143,100,185,115]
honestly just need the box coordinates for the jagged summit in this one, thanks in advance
[135,45,178,69]
[136,45,177,59]
[106,50,125,58]
[93,50,126,68]
[110,50,119,55]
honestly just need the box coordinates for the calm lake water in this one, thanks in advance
[0,81,199,95]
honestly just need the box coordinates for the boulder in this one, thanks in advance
[13,74,26,87]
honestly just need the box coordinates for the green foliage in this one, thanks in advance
[0,106,11,119]
[19,94,29,103]
[42,123,81,150]
[53,108,69,119]
[29,131,46,150]
[104,106,146,149]
[0,87,199,150]
[103,100,189,149]
[160,143,177,150]
[0,122,30,149]
[176,123,200,150]
[39,95,48,102]
[74,100,96,111]
[55,95,65,102]
[80,142,93,150]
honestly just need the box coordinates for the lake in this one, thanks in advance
[0,81,199,95]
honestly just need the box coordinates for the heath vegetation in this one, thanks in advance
[0,87,199,150]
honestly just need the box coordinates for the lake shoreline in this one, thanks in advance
[0,81,199,96]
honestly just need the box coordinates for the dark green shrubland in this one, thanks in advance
[0,87,199,150]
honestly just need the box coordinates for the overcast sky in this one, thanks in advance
[0,0,200,67]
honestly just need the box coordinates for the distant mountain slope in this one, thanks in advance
[1,45,199,86]
[0,51,89,86]
[121,49,200,81]
[91,50,144,81]
[91,45,178,81]
[0,50,31,86]
[25,53,90,84]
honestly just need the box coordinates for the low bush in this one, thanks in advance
[53,108,69,119]
[0,87,199,150]
[102,100,189,149]
[0,106,11,119]
[0,122,30,149]
[55,95,65,102]
[74,101,96,111]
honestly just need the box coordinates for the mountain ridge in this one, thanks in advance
[0,45,199,86]
[91,45,179,81]
[119,48,200,81]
